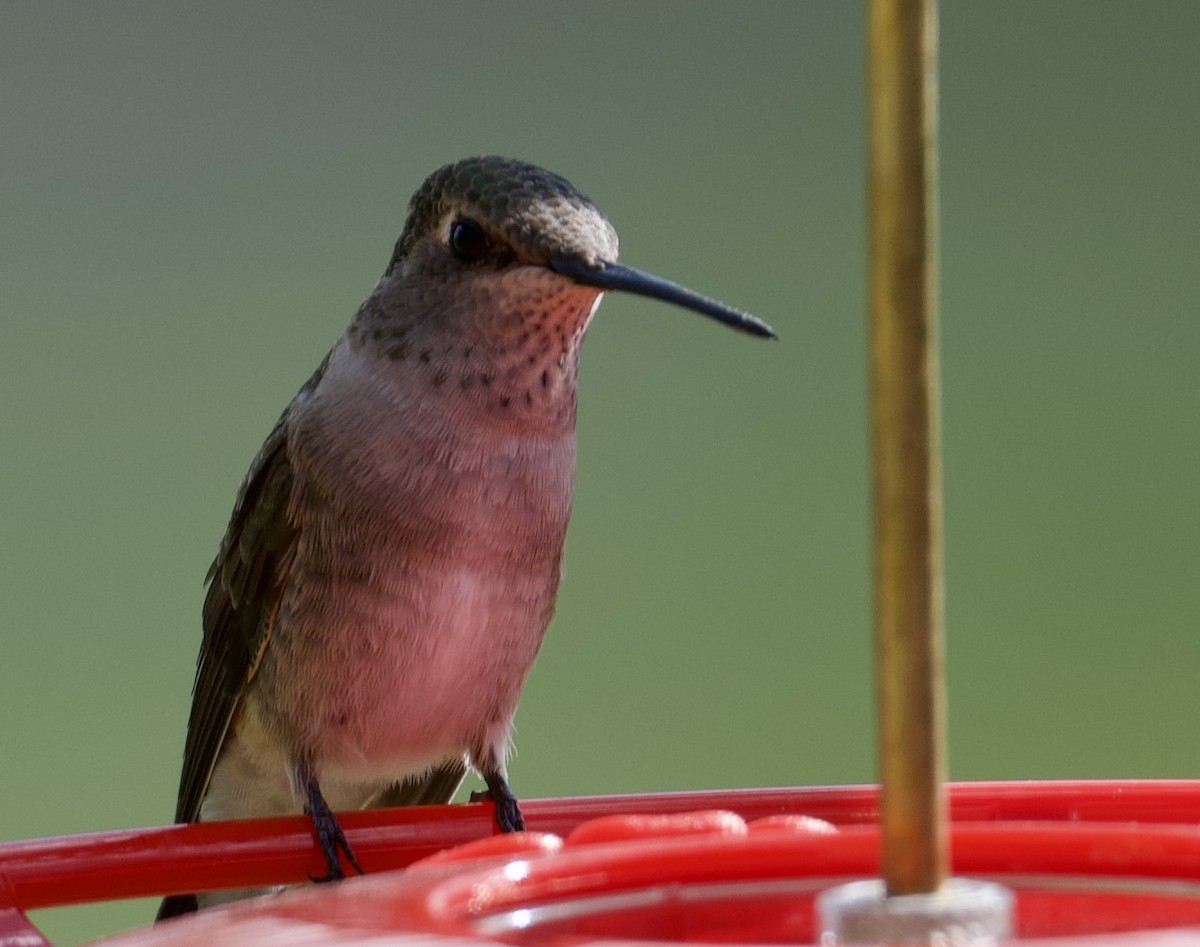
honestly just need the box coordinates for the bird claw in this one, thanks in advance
[305,777,364,882]
[472,772,526,833]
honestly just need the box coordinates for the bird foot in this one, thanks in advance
[305,777,364,883]
[470,771,526,833]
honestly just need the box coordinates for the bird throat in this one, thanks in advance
[352,268,602,438]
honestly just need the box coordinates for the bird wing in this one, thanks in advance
[368,759,469,810]
[174,412,298,824]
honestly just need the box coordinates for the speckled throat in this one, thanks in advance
[349,262,602,438]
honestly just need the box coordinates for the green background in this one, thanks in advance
[2,3,1196,942]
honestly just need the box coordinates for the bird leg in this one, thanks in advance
[304,775,364,882]
[470,769,526,832]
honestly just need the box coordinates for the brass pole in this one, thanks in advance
[866,0,947,896]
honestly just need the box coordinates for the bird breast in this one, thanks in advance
[252,335,578,777]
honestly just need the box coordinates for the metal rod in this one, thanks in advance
[866,0,947,896]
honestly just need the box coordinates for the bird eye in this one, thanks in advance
[449,218,488,262]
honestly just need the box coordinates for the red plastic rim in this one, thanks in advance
[71,784,1200,945]
[2,777,1200,940]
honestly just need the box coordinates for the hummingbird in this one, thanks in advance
[158,156,775,918]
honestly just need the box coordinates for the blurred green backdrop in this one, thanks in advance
[1,2,1196,942]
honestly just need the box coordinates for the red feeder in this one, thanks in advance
[3,781,1200,944]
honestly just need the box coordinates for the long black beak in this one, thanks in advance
[550,258,777,340]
